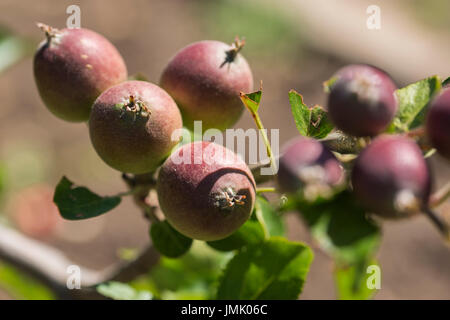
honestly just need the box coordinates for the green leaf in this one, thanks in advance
[0,262,54,300]
[143,242,231,300]
[150,220,193,258]
[0,27,32,74]
[334,259,379,300]
[296,191,381,265]
[255,196,285,237]
[289,90,333,139]
[240,90,262,113]
[127,73,149,81]
[216,237,313,300]
[117,247,139,261]
[53,176,121,220]
[207,219,265,251]
[97,281,152,300]
[323,76,338,93]
[442,77,450,87]
[294,190,381,301]
[388,76,441,132]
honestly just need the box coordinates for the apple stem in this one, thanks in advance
[36,22,58,44]
[121,173,160,223]
[220,36,246,68]
[429,181,450,208]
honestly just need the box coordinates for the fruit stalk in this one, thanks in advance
[240,92,278,175]
[321,131,367,154]
[121,173,160,223]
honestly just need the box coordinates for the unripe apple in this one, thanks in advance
[157,141,256,241]
[426,88,450,160]
[34,24,127,122]
[278,137,344,199]
[327,64,397,137]
[160,40,253,131]
[89,80,182,174]
[351,135,432,218]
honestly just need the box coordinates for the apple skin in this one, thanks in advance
[157,141,256,241]
[327,64,397,137]
[277,137,344,194]
[426,88,450,160]
[34,26,127,122]
[351,135,432,218]
[160,40,253,131]
[89,80,182,174]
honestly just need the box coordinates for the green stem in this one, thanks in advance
[254,112,277,175]
[255,203,269,240]
[240,90,278,176]
[256,187,277,194]
[115,189,138,197]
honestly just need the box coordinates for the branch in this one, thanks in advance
[321,131,366,154]
[0,223,160,299]
[250,131,363,184]
[430,182,450,208]
[250,157,278,184]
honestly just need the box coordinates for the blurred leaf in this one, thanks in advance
[207,219,264,252]
[117,247,139,261]
[289,90,333,139]
[388,76,441,132]
[176,126,203,148]
[97,281,152,300]
[334,259,379,300]
[0,28,32,74]
[127,73,149,81]
[199,0,301,59]
[240,90,262,113]
[217,237,313,299]
[296,190,381,265]
[410,0,450,29]
[3,141,50,191]
[142,242,230,299]
[0,262,54,300]
[53,176,121,220]
[150,220,192,258]
[323,76,338,93]
[442,77,450,87]
[255,196,285,237]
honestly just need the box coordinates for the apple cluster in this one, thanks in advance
[34,25,255,240]
[34,25,449,241]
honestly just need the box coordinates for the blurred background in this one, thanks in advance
[0,0,449,299]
